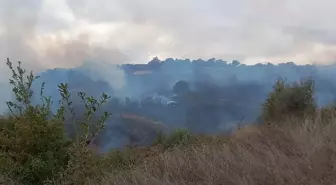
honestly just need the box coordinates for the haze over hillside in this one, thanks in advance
[1,0,336,105]
[2,0,336,152]
[3,1,336,184]
[8,58,328,152]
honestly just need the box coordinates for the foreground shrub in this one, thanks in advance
[0,58,112,184]
[0,112,70,184]
[262,78,316,123]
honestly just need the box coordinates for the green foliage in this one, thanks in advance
[50,143,104,185]
[58,83,112,144]
[262,78,316,123]
[155,129,191,149]
[0,58,112,184]
[173,80,190,95]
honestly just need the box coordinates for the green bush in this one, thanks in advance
[262,78,316,123]
[0,109,70,184]
[0,58,112,184]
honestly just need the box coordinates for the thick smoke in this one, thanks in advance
[0,0,128,112]
[0,0,42,113]
[3,0,336,152]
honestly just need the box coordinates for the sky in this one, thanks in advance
[1,0,336,73]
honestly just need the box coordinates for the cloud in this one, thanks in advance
[0,0,127,71]
[1,0,336,72]
[63,0,336,64]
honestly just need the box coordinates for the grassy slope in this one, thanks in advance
[47,116,335,185]
[1,114,336,185]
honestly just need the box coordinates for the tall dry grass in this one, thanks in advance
[4,114,336,185]
[92,115,336,185]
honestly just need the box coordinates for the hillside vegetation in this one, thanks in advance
[35,57,336,134]
[1,58,336,185]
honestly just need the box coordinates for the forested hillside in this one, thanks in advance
[1,58,336,184]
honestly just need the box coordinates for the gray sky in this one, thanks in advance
[1,0,336,72]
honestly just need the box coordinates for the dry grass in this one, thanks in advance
[5,116,336,185]
[95,117,336,185]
